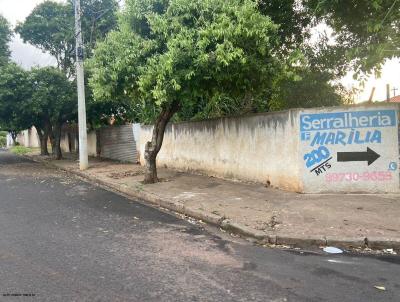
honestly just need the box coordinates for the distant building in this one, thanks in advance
[388,95,400,103]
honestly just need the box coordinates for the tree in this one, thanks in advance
[16,0,119,155]
[16,1,75,76]
[0,63,33,146]
[89,0,282,183]
[270,69,344,110]
[29,67,76,159]
[78,0,119,55]
[0,64,76,156]
[15,0,119,77]
[269,32,350,110]
[258,0,311,52]
[256,1,354,110]
[306,0,400,76]
[0,15,12,65]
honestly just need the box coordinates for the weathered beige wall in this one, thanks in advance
[60,132,70,153]
[139,111,302,191]
[18,127,40,148]
[139,104,400,193]
[59,129,97,156]
[87,131,97,156]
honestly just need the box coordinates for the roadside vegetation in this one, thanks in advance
[9,146,35,155]
[0,131,7,148]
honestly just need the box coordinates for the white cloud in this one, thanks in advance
[0,0,65,26]
[10,34,56,69]
[0,0,64,69]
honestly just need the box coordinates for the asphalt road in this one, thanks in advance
[0,151,399,302]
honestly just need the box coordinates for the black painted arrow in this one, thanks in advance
[337,147,380,166]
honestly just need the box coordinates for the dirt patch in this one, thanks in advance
[107,170,144,179]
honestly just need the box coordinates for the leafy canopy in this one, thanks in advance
[16,0,120,129]
[16,1,74,74]
[89,0,282,122]
[16,0,118,76]
[0,64,76,133]
[306,0,400,75]
[258,0,311,52]
[0,15,12,65]
[0,63,33,132]
[29,67,77,126]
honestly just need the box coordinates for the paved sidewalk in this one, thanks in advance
[26,152,400,251]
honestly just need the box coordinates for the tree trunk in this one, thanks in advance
[37,129,43,149]
[96,129,101,157]
[53,122,63,160]
[144,101,179,184]
[49,127,55,155]
[41,133,49,155]
[10,131,17,145]
[36,126,49,156]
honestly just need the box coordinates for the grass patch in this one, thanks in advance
[10,146,35,155]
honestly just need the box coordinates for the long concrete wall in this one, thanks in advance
[139,111,303,192]
[17,127,40,148]
[139,104,400,193]
[16,103,400,193]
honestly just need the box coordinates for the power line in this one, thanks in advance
[381,0,399,25]
[84,0,123,19]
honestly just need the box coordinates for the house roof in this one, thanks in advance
[388,95,400,103]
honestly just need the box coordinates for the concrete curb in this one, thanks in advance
[24,154,400,252]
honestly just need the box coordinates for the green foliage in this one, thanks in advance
[16,1,74,74]
[0,15,12,66]
[306,0,400,76]
[16,0,118,76]
[89,0,282,123]
[258,0,311,51]
[10,146,33,155]
[29,67,76,126]
[0,136,6,147]
[257,1,354,109]
[0,131,7,148]
[270,34,351,110]
[85,68,138,129]
[0,63,33,133]
[270,69,343,110]
[16,0,119,129]
[78,0,119,55]
[0,64,76,136]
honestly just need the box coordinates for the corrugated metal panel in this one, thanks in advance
[99,124,138,163]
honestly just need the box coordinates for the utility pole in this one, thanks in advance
[386,84,391,102]
[74,0,88,170]
[368,87,375,103]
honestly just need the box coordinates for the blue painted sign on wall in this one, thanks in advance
[300,109,398,178]
[300,110,396,132]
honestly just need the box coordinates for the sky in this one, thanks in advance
[0,0,59,68]
[0,0,399,103]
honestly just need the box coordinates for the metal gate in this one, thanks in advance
[99,124,138,163]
